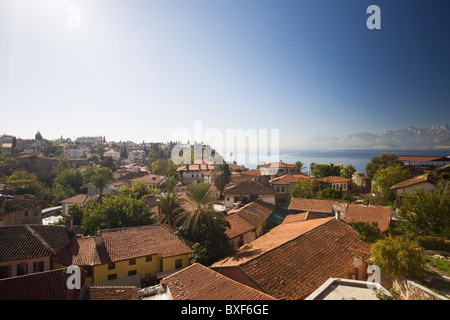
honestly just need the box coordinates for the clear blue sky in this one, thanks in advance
[0,0,449,149]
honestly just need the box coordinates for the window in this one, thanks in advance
[175,259,182,269]
[34,210,39,216]
[17,263,28,276]
[33,262,44,273]
[129,258,136,266]
[0,265,11,279]
[281,186,285,193]
[108,263,115,270]
[24,210,29,217]
[145,255,152,262]
[108,274,117,280]
[128,270,137,276]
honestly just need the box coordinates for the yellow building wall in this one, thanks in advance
[52,253,191,284]
[89,253,190,284]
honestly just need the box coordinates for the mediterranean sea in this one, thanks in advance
[277,149,450,173]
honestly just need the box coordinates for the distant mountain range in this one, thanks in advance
[297,125,450,150]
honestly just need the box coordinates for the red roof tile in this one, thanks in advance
[66,224,193,266]
[212,218,371,300]
[342,204,392,231]
[161,263,276,300]
[288,198,334,214]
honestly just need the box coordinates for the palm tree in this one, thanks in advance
[156,191,184,226]
[175,181,224,242]
[211,163,232,198]
[89,167,114,203]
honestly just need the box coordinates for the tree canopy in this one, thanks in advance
[365,153,404,180]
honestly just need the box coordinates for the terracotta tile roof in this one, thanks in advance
[240,169,263,176]
[224,213,255,239]
[314,176,351,183]
[0,225,73,262]
[88,286,139,300]
[227,200,276,227]
[342,204,392,231]
[0,225,53,261]
[131,174,166,185]
[160,263,276,300]
[259,161,297,168]
[398,155,450,162]
[59,194,90,205]
[270,174,311,185]
[211,218,371,300]
[282,211,323,224]
[67,224,193,266]
[390,173,435,189]
[0,267,87,300]
[224,200,276,239]
[223,180,275,195]
[288,198,334,214]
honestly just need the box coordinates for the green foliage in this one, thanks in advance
[348,220,383,243]
[68,204,84,226]
[417,236,450,251]
[150,158,179,177]
[310,163,341,178]
[371,165,412,205]
[87,167,114,201]
[188,220,236,266]
[42,139,63,157]
[290,179,320,199]
[320,187,343,200]
[54,154,70,175]
[211,163,232,197]
[365,153,404,180]
[118,181,156,200]
[156,191,184,226]
[4,170,37,190]
[54,168,84,194]
[398,189,450,239]
[341,165,356,179]
[175,181,221,242]
[82,195,155,235]
[371,236,426,278]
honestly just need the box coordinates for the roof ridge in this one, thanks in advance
[25,225,55,255]
[236,217,336,268]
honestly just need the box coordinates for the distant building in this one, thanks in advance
[223,180,276,209]
[259,161,299,177]
[0,196,43,226]
[390,173,438,207]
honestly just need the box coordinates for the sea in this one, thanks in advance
[242,149,450,173]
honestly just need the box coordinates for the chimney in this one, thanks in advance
[94,232,103,248]
[65,215,73,232]
[335,210,341,220]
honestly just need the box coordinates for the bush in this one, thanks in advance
[417,236,450,252]
[371,236,426,278]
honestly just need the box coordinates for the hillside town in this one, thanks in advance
[0,133,449,302]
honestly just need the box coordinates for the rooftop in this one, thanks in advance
[390,173,436,190]
[57,224,193,266]
[212,217,371,299]
[223,180,276,195]
[305,278,388,300]
[160,263,276,300]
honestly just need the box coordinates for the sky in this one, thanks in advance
[0,0,449,150]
